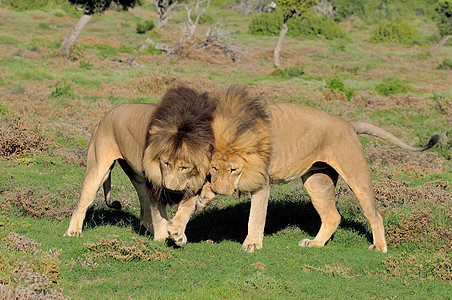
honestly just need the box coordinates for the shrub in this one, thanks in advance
[37,23,51,30]
[435,0,452,36]
[0,103,11,116]
[140,45,162,55]
[118,44,136,54]
[249,11,349,40]
[249,11,282,36]
[288,12,349,40]
[136,20,155,34]
[79,60,92,70]
[326,76,355,100]
[370,19,419,44]
[331,0,367,22]
[375,77,413,96]
[271,66,305,78]
[437,58,452,70]
[50,79,73,99]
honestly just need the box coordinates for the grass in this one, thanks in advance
[0,3,450,299]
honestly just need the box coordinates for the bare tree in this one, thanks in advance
[154,0,179,30]
[182,0,211,39]
[60,0,140,54]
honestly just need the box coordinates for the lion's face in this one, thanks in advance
[159,156,196,191]
[209,152,245,195]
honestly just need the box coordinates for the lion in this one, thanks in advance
[65,86,217,241]
[169,85,439,252]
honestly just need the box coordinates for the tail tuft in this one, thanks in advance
[107,200,122,210]
[424,134,440,151]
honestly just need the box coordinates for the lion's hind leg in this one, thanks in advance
[328,140,387,253]
[65,162,115,237]
[300,171,340,248]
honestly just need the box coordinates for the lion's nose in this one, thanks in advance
[164,177,183,191]
[211,184,233,196]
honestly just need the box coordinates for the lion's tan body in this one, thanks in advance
[65,103,173,239]
[268,103,385,251]
[203,89,438,253]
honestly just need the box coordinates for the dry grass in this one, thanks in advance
[84,236,172,262]
[1,233,65,299]
[1,185,79,221]
[0,116,51,159]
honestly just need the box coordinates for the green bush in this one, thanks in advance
[331,0,367,22]
[79,60,92,70]
[326,76,355,100]
[50,80,73,99]
[140,45,162,55]
[3,0,75,15]
[375,77,413,96]
[0,103,12,116]
[118,44,136,54]
[271,66,305,78]
[370,19,419,44]
[288,12,349,40]
[435,0,452,36]
[136,20,155,34]
[437,58,452,70]
[37,23,51,30]
[249,11,282,36]
[249,11,349,40]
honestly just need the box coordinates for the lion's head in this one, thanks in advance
[209,86,272,195]
[143,86,217,193]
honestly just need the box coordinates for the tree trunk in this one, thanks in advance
[274,22,288,69]
[430,35,452,56]
[155,0,178,30]
[59,13,93,54]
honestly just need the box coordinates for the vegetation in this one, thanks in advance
[249,10,349,40]
[326,76,355,100]
[435,0,452,36]
[0,1,450,298]
[437,57,452,70]
[136,20,155,34]
[370,19,420,44]
[375,77,413,96]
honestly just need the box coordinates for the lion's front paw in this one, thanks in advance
[298,239,312,247]
[240,242,262,253]
[167,223,187,247]
[368,244,387,253]
[64,229,83,237]
[299,239,325,248]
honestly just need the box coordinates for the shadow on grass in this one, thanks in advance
[186,197,372,245]
[81,198,372,245]
[83,208,145,234]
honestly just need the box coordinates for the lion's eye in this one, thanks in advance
[164,162,171,167]
[180,166,189,171]
[229,168,237,173]
[211,167,218,172]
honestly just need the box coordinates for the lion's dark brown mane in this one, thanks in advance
[147,86,217,159]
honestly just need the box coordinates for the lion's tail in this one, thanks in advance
[351,121,440,152]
